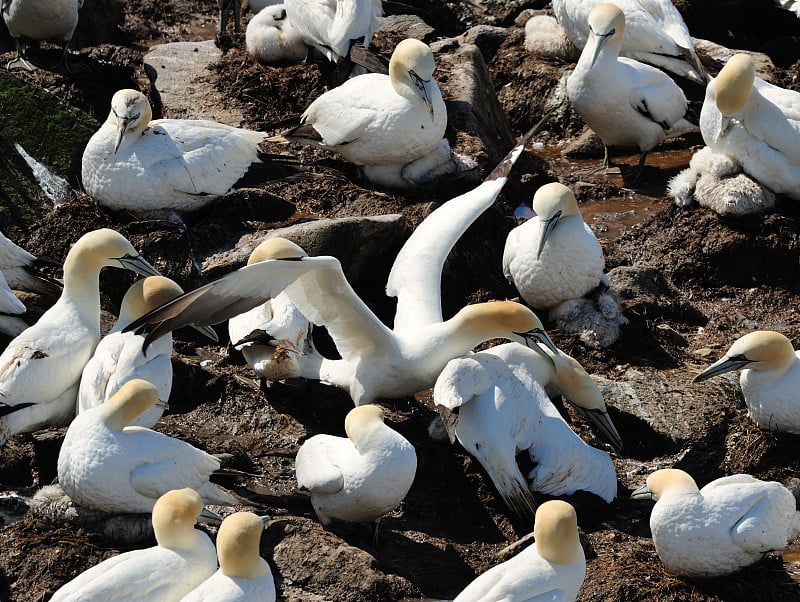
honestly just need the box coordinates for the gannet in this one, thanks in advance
[0,269,27,337]
[775,0,800,17]
[126,121,556,406]
[0,229,60,297]
[524,14,581,62]
[566,3,698,177]
[50,488,219,601]
[0,229,159,446]
[245,4,307,64]
[693,330,800,433]
[453,500,586,601]
[295,404,417,525]
[227,238,315,382]
[632,468,800,577]
[82,89,272,214]
[180,512,275,602]
[700,53,800,200]
[1,0,83,71]
[271,38,456,188]
[552,0,706,84]
[58,379,240,514]
[435,342,618,520]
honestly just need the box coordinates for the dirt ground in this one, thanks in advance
[2,0,800,600]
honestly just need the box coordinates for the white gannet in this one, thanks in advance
[58,379,239,514]
[180,512,275,602]
[552,0,706,84]
[566,3,698,177]
[775,0,800,18]
[435,342,618,520]
[295,404,417,525]
[82,89,271,214]
[0,229,60,297]
[271,38,456,188]
[50,487,219,601]
[0,228,159,446]
[126,122,555,406]
[700,53,800,200]
[0,269,27,337]
[245,4,307,64]
[693,330,800,433]
[453,500,586,601]
[632,468,800,577]
[228,238,315,382]
[1,0,83,71]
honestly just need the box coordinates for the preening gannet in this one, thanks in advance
[245,4,307,64]
[1,0,83,71]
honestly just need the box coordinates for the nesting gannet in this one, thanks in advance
[552,0,706,84]
[271,38,456,188]
[58,379,239,514]
[126,121,554,405]
[295,404,416,525]
[50,488,219,601]
[1,0,83,71]
[454,500,585,601]
[0,229,159,446]
[245,4,307,64]
[693,330,800,433]
[566,3,698,177]
[700,53,800,200]
[632,468,800,577]
[228,238,315,382]
[180,512,274,602]
[435,342,618,520]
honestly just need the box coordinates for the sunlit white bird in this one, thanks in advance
[58,379,239,514]
[0,229,159,446]
[2,0,83,71]
[295,404,416,525]
[0,229,60,297]
[553,0,706,84]
[566,3,698,177]
[271,38,456,188]
[632,468,800,577]
[245,4,307,64]
[0,270,27,337]
[454,500,586,601]
[700,53,800,200]
[50,488,219,601]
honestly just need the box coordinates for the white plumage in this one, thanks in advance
[0,229,58,296]
[0,269,26,337]
[245,4,307,64]
[632,469,800,577]
[2,0,83,70]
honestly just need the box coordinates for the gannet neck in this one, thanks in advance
[217,512,268,578]
[248,237,308,264]
[645,468,700,500]
[550,352,604,411]
[344,404,386,452]
[389,38,436,111]
[445,301,544,353]
[99,378,159,431]
[151,487,206,550]
[715,54,755,118]
[117,276,184,330]
[533,500,581,564]
[109,89,153,153]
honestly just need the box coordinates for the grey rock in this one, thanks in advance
[458,25,510,61]
[378,14,436,42]
[693,39,775,82]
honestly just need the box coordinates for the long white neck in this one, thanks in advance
[60,251,103,331]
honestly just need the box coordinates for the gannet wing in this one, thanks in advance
[285,0,337,59]
[0,230,35,272]
[328,0,382,57]
[743,81,800,164]
[295,438,345,494]
[300,93,377,148]
[0,271,25,315]
[626,66,688,130]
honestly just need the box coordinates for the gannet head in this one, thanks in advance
[248,237,308,264]
[693,330,796,383]
[344,404,386,451]
[587,3,625,66]
[390,38,436,121]
[715,54,755,119]
[532,182,581,259]
[457,301,559,358]
[151,488,207,550]
[65,228,160,279]
[217,511,270,579]
[533,500,581,564]
[101,378,160,430]
[631,468,699,501]
[108,89,153,154]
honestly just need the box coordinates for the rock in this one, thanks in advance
[561,125,604,159]
[457,24,510,61]
[692,39,775,81]
[378,14,437,42]
[607,264,704,324]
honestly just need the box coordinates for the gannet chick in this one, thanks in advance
[524,14,580,62]
[700,53,800,200]
[669,146,776,215]
[228,238,315,382]
[0,229,61,297]
[552,0,706,84]
[58,379,239,514]
[566,3,698,177]
[2,0,83,71]
[245,4,307,64]
[0,228,159,446]
[632,468,800,577]
[181,512,275,602]
[693,330,800,433]
[435,342,618,521]
[82,89,274,214]
[272,38,456,188]
[454,500,585,601]
[295,405,416,525]
[50,488,219,601]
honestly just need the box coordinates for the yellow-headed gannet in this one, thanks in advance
[50,488,219,601]
[453,500,586,601]
[0,228,159,446]
[295,404,416,525]
[435,341,618,520]
[566,3,698,177]
[58,379,239,513]
[693,330,800,433]
[2,0,83,71]
[553,0,706,83]
[271,38,455,188]
[180,511,275,602]
[700,53,800,200]
[632,468,800,577]
[245,4,307,64]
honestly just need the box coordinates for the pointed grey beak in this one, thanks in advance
[515,328,558,368]
[631,484,654,500]
[589,29,614,68]
[570,404,623,452]
[155,398,169,410]
[259,515,271,528]
[536,211,562,259]
[116,254,161,277]
[193,325,219,342]
[114,118,131,154]
[692,354,751,383]
[197,506,224,525]
[410,69,434,121]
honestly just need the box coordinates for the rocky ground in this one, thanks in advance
[2,0,800,600]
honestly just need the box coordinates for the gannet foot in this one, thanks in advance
[6,56,37,71]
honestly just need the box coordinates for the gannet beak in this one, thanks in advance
[259,515,272,528]
[155,398,169,410]
[410,69,434,121]
[518,327,560,356]
[116,254,161,277]
[692,353,752,383]
[536,210,562,259]
[570,404,623,452]
[114,118,131,155]
[589,29,614,68]
[197,506,224,525]
[193,324,219,342]
[630,483,654,500]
